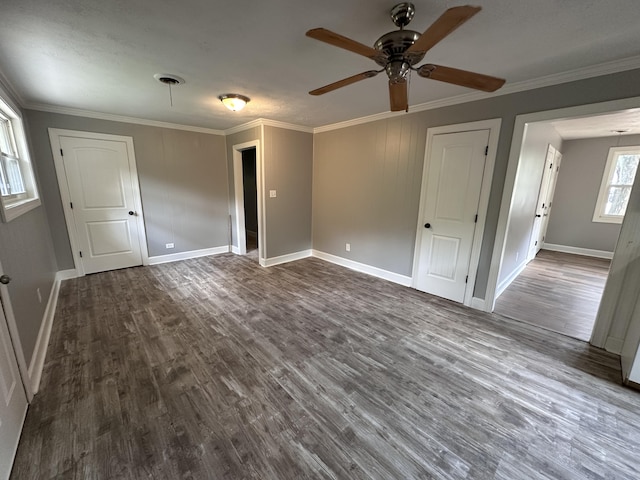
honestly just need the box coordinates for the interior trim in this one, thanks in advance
[27,103,226,135]
[19,56,640,136]
[27,273,61,395]
[147,246,230,265]
[313,55,640,133]
[542,243,614,259]
[312,250,412,287]
[261,249,312,267]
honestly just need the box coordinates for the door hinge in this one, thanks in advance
[465,275,469,283]
[60,148,64,156]
[484,146,489,156]
[474,214,478,223]
[79,251,83,258]
[70,202,73,209]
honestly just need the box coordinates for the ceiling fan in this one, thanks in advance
[306,3,505,112]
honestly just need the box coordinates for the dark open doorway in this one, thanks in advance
[242,148,258,254]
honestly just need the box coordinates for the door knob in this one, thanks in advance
[128,211,135,216]
[424,223,431,229]
[0,274,11,285]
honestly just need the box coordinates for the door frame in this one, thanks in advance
[48,129,149,276]
[232,140,264,262]
[484,96,640,347]
[0,258,32,401]
[412,118,501,308]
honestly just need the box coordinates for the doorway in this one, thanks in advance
[485,98,640,351]
[242,149,258,254]
[49,129,148,276]
[232,140,263,260]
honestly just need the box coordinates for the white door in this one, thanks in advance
[59,135,145,274]
[415,129,490,303]
[528,144,560,260]
[0,276,28,480]
[539,149,562,247]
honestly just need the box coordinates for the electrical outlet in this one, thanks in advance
[269,190,277,198]
[346,243,351,252]
[36,287,42,304]
[166,243,175,249]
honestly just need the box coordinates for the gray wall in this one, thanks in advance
[263,126,313,258]
[313,68,640,299]
[544,135,640,251]
[499,122,563,285]
[313,119,423,275]
[0,86,57,365]
[25,110,229,267]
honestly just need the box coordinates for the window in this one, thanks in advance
[0,88,40,222]
[593,146,640,224]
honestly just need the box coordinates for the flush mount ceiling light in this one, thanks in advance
[219,94,250,112]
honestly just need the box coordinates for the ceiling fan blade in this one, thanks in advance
[417,64,505,92]
[306,28,386,62]
[406,5,481,55]
[309,70,380,96]
[389,80,408,112]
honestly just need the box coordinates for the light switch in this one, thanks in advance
[270,190,277,198]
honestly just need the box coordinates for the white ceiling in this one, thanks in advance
[549,109,640,140]
[1,0,640,130]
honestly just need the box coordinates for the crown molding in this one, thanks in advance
[0,71,26,115]
[313,55,640,133]
[23,104,314,137]
[15,54,640,137]
[223,119,264,136]
[24,103,226,135]
[224,118,313,136]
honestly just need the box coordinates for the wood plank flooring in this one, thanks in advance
[11,253,640,479]
[494,250,610,342]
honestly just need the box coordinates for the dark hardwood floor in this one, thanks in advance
[11,253,639,479]
[494,250,610,342]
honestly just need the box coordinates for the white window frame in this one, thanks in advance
[0,87,40,222]
[593,145,640,224]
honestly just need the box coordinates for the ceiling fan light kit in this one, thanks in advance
[306,3,505,113]
[219,93,251,112]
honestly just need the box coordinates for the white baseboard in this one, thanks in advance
[231,245,241,255]
[148,246,230,265]
[28,274,63,394]
[261,249,312,267]
[604,336,624,354]
[542,243,614,259]
[496,261,528,298]
[312,250,412,287]
[55,269,78,281]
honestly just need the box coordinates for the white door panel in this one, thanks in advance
[60,136,143,274]
[416,129,490,303]
[529,144,561,261]
[0,285,28,480]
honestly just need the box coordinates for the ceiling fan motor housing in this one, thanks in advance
[374,30,425,81]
